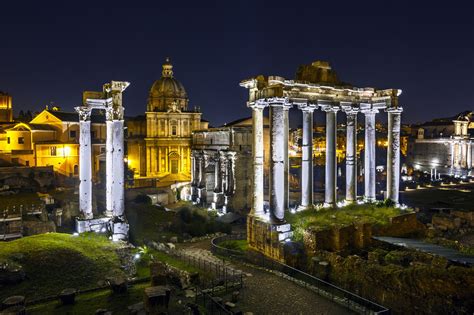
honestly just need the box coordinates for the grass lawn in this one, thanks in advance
[134,248,201,278]
[287,204,411,241]
[0,233,125,301]
[218,240,248,252]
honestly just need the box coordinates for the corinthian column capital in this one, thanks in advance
[75,106,92,121]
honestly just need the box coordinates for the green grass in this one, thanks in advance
[0,233,124,301]
[287,203,410,241]
[218,240,248,252]
[27,282,149,315]
[134,247,201,276]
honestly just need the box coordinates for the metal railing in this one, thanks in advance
[211,233,390,315]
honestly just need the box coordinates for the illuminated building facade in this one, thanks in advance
[408,111,473,177]
[126,59,208,181]
[0,107,106,178]
[190,116,270,213]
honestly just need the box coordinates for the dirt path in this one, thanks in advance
[179,240,352,315]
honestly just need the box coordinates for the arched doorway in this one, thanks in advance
[168,151,180,174]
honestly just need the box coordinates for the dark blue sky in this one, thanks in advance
[1,1,472,126]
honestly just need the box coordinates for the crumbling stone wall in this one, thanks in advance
[247,215,285,262]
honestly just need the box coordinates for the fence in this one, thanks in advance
[211,234,390,315]
[168,249,243,292]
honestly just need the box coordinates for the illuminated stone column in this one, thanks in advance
[269,100,291,222]
[284,108,290,209]
[249,102,267,218]
[298,104,316,209]
[344,108,358,203]
[362,108,378,202]
[322,106,339,207]
[386,107,402,204]
[467,142,472,169]
[76,106,93,219]
[105,116,114,217]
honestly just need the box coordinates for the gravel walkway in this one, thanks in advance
[180,240,352,315]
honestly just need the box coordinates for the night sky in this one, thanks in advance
[1,1,472,127]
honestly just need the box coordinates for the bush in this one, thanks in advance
[170,207,232,237]
[134,194,151,205]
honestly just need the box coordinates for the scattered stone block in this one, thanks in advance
[170,236,178,243]
[184,289,196,298]
[144,286,171,312]
[107,276,128,293]
[95,309,112,315]
[58,288,77,305]
[1,296,25,310]
[166,243,176,250]
[224,301,235,310]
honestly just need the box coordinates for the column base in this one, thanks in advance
[247,215,292,263]
[323,202,335,208]
[296,204,312,212]
[75,217,111,234]
[111,220,129,242]
[105,210,114,218]
[363,196,376,203]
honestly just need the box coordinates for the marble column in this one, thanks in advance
[76,106,93,219]
[105,116,114,217]
[344,108,358,203]
[112,119,125,217]
[227,152,236,195]
[269,101,291,223]
[298,105,316,209]
[386,108,402,204]
[322,107,338,207]
[250,103,266,218]
[467,140,472,170]
[284,109,290,209]
[362,108,378,202]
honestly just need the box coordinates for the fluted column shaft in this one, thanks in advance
[105,120,114,217]
[363,109,378,202]
[250,104,266,217]
[345,109,358,203]
[299,106,315,208]
[387,108,402,204]
[269,102,290,222]
[112,119,125,217]
[323,107,338,207]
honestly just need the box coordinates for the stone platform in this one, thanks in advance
[75,217,129,241]
[247,214,292,262]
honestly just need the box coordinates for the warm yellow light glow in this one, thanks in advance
[64,146,71,156]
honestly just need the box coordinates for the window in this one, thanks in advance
[7,137,10,144]
[91,131,96,139]
[18,137,24,144]
[74,165,78,175]
[69,130,77,138]
[50,146,57,156]
[25,161,29,166]
[172,125,177,136]
[100,147,106,153]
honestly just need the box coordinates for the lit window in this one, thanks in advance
[18,137,24,144]
[51,146,57,156]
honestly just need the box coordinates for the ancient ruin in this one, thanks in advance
[75,81,130,241]
[241,61,403,258]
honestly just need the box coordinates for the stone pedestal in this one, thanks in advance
[247,215,292,262]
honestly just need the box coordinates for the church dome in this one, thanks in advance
[147,58,189,112]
